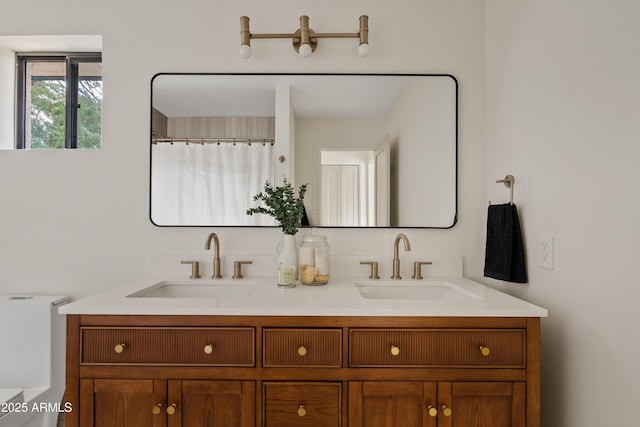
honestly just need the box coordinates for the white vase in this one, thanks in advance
[275,234,298,288]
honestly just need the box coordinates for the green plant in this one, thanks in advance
[246,178,308,235]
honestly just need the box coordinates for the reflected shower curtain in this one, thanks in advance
[151,142,275,226]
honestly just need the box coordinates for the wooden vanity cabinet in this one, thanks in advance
[66,315,540,427]
[349,381,435,426]
[80,378,254,427]
[439,381,526,427]
[349,381,525,427]
[82,379,163,427]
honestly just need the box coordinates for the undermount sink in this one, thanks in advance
[355,280,481,300]
[127,280,256,299]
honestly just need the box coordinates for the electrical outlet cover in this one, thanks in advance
[538,234,554,269]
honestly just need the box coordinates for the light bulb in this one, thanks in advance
[299,43,312,57]
[239,44,252,59]
[358,43,370,57]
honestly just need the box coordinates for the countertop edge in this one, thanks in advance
[59,276,548,318]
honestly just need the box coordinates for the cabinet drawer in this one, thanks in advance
[263,382,341,426]
[81,327,255,366]
[263,328,342,367]
[349,329,525,368]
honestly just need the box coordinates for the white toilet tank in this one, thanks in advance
[0,295,68,427]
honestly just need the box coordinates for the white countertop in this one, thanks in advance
[59,275,548,317]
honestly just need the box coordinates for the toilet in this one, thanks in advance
[0,295,68,427]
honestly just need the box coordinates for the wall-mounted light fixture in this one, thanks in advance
[239,15,369,58]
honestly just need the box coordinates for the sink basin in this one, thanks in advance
[127,280,256,299]
[355,280,481,300]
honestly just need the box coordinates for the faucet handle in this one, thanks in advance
[360,261,380,280]
[412,261,432,280]
[180,260,201,279]
[233,260,253,279]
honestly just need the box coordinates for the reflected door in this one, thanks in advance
[321,164,360,226]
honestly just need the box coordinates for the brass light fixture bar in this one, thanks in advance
[239,15,369,58]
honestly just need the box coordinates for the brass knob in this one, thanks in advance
[427,405,438,417]
[114,344,126,354]
[166,403,176,415]
[151,403,162,415]
[479,345,491,357]
[297,405,306,417]
[298,345,307,356]
[204,344,214,354]
[390,345,400,356]
[442,405,452,417]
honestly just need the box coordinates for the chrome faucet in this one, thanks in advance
[391,233,411,280]
[205,233,223,278]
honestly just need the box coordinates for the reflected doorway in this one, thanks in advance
[320,142,389,226]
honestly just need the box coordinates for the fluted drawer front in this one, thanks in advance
[81,327,254,366]
[263,328,342,367]
[349,329,525,368]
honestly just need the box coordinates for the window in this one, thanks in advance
[16,53,102,149]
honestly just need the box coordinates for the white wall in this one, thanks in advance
[485,1,640,426]
[0,45,14,149]
[384,77,457,226]
[0,0,486,300]
[274,84,294,186]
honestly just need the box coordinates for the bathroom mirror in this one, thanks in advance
[150,73,457,228]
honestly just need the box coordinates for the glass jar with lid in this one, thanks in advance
[298,230,330,285]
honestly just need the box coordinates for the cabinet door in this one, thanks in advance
[80,379,166,427]
[168,380,254,427]
[349,381,437,427]
[437,382,526,427]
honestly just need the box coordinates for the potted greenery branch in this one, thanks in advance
[246,177,308,235]
[246,178,308,287]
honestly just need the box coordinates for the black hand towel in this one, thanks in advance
[483,203,528,283]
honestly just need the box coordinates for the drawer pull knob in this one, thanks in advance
[151,404,162,415]
[442,405,452,417]
[390,345,400,356]
[479,345,491,357]
[298,345,307,356]
[204,344,214,354]
[114,344,126,354]
[297,405,307,417]
[166,403,177,415]
[427,405,438,417]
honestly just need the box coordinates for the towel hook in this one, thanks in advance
[495,175,515,204]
